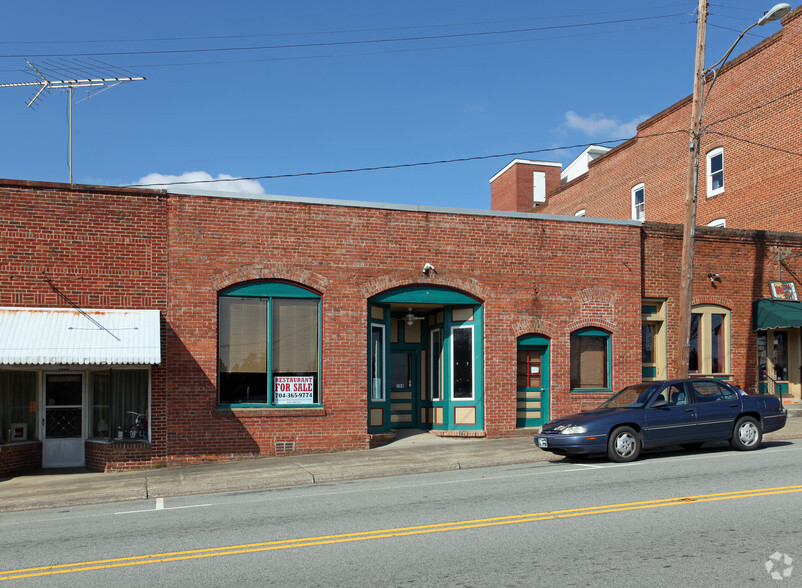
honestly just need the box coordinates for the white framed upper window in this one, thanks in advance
[707,218,726,228]
[631,183,645,221]
[574,209,586,217]
[706,147,724,197]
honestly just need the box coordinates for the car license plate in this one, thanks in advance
[537,438,548,448]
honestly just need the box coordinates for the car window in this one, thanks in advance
[690,381,736,403]
[665,385,689,406]
[600,384,660,408]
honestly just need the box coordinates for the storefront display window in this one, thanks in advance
[0,371,37,442]
[218,281,321,406]
[91,370,149,440]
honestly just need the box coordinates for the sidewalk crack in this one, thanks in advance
[297,465,316,483]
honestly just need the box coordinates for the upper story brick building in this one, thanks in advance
[491,6,802,233]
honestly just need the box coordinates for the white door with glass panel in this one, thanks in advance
[42,373,86,468]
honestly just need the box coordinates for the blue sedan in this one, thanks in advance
[535,378,787,462]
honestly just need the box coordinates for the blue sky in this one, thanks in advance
[0,1,791,209]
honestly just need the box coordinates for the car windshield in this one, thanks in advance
[599,384,662,409]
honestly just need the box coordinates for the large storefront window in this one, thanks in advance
[570,328,610,391]
[689,305,731,376]
[218,281,321,406]
[0,371,38,442]
[91,370,150,440]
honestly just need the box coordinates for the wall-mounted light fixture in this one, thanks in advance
[708,273,721,284]
[422,263,436,276]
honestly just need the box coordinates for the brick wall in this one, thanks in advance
[166,195,643,454]
[0,179,168,472]
[0,442,41,476]
[642,222,802,391]
[534,8,802,233]
[490,161,562,213]
[85,440,152,472]
[3,178,798,469]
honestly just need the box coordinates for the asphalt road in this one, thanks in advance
[2,439,802,586]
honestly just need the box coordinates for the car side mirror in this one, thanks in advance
[651,397,668,409]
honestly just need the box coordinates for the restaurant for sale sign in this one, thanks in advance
[274,375,315,404]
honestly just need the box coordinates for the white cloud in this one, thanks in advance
[562,111,646,139]
[134,171,265,194]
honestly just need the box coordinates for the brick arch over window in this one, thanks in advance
[565,318,615,334]
[210,263,329,294]
[512,318,557,340]
[360,273,489,302]
[691,294,733,309]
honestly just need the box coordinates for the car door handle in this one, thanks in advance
[685,409,695,413]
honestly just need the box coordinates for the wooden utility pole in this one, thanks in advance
[675,0,708,378]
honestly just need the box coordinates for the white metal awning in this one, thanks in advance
[0,307,161,366]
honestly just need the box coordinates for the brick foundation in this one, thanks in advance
[0,442,41,477]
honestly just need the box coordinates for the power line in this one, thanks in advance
[0,14,688,59]
[0,5,694,46]
[125,79,802,189]
[706,131,802,157]
[126,132,687,189]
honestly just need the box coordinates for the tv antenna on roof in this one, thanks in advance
[0,58,145,184]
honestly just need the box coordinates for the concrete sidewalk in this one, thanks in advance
[2,419,801,513]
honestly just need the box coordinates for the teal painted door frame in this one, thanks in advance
[368,304,391,433]
[516,337,550,428]
[368,287,484,434]
[432,305,484,432]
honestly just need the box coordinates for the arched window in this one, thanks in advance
[218,281,321,406]
[570,328,611,391]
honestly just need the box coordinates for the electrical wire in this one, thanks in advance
[125,80,802,189]
[705,131,802,157]
[126,131,688,188]
[0,4,695,46]
[0,14,689,59]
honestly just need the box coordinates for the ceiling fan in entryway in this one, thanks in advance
[403,308,425,326]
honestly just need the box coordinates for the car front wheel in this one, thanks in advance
[731,416,762,451]
[607,426,641,462]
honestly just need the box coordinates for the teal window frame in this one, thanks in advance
[570,327,611,393]
[218,281,322,407]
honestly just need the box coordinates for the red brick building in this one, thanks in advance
[1,178,800,476]
[490,7,802,233]
[1,179,648,474]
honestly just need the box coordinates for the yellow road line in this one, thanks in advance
[3,483,802,581]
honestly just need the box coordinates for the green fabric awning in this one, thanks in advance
[753,299,802,330]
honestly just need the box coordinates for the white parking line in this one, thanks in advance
[114,501,212,515]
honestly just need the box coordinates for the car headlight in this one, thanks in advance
[556,425,588,435]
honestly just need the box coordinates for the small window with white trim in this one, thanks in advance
[706,147,724,197]
[574,209,586,217]
[707,218,726,228]
[631,184,645,221]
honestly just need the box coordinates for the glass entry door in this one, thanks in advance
[390,351,418,428]
[42,373,85,468]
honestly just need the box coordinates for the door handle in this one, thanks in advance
[685,409,695,413]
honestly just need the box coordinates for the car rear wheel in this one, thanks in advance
[607,426,640,462]
[730,416,762,450]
